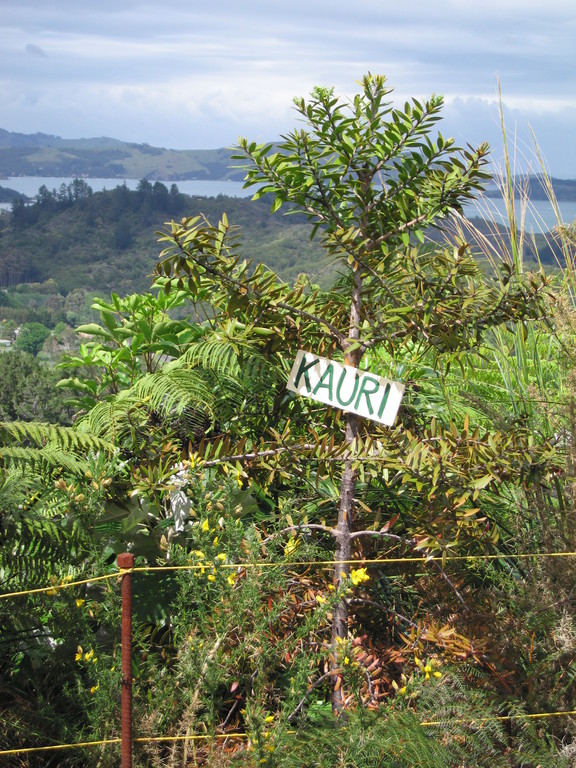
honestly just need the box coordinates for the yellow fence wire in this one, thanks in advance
[3,551,576,757]
[3,710,576,757]
[3,550,576,601]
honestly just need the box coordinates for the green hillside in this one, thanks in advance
[0,173,567,344]
[2,130,576,201]
[0,128,243,180]
[0,180,327,305]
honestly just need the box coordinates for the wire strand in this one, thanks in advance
[3,550,576,600]
[3,709,576,757]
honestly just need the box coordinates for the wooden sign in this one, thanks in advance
[287,350,404,426]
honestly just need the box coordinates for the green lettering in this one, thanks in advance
[335,367,360,407]
[293,354,320,391]
[354,376,380,415]
[377,382,391,418]
[312,363,334,400]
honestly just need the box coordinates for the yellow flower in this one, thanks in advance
[46,588,58,597]
[433,671,442,679]
[283,536,299,556]
[90,683,99,695]
[201,519,210,532]
[227,574,236,586]
[76,599,85,608]
[264,715,274,723]
[213,536,219,545]
[207,574,216,582]
[343,656,350,665]
[75,646,83,662]
[349,568,370,586]
[216,553,226,562]
[315,594,326,604]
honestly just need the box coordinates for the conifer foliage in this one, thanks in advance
[157,74,555,714]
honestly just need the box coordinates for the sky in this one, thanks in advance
[2,0,576,177]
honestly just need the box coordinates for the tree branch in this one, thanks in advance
[261,523,337,545]
[347,597,418,629]
[199,443,316,468]
[167,231,347,345]
[287,671,334,722]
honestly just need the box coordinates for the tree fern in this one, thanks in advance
[0,421,115,457]
[0,445,86,475]
[134,367,216,420]
[0,421,117,589]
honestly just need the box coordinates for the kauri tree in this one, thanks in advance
[128,75,557,713]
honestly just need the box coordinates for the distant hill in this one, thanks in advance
[0,180,327,298]
[0,128,244,181]
[484,175,576,202]
[0,184,23,203]
[0,177,566,335]
[1,129,576,202]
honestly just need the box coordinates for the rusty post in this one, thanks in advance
[117,553,135,768]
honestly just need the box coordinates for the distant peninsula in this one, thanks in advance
[0,128,243,182]
[1,128,576,201]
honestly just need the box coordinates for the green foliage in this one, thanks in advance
[240,77,488,245]
[0,350,73,423]
[0,184,326,301]
[0,419,116,590]
[58,288,200,409]
[0,75,573,764]
[15,320,51,356]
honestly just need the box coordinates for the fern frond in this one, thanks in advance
[0,472,88,588]
[78,392,145,439]
[0,446,86,475]
[134,368,215,417]
[180,337,244,377]
[0,514,77,587]
[0,421,115,456]
[179,332,285,387]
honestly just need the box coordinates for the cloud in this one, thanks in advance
[1,0,575,175]
[24,44,47,58]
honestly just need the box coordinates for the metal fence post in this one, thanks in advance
[117,553,135,768]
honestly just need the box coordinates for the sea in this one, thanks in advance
[2,176,576,233]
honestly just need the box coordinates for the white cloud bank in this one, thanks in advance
[1,0,575,175]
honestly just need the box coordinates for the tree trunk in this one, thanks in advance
[331,413,359,712]
[330,264,363,713]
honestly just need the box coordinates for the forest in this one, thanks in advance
[2,74,576,767]
[0,179,327,311]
